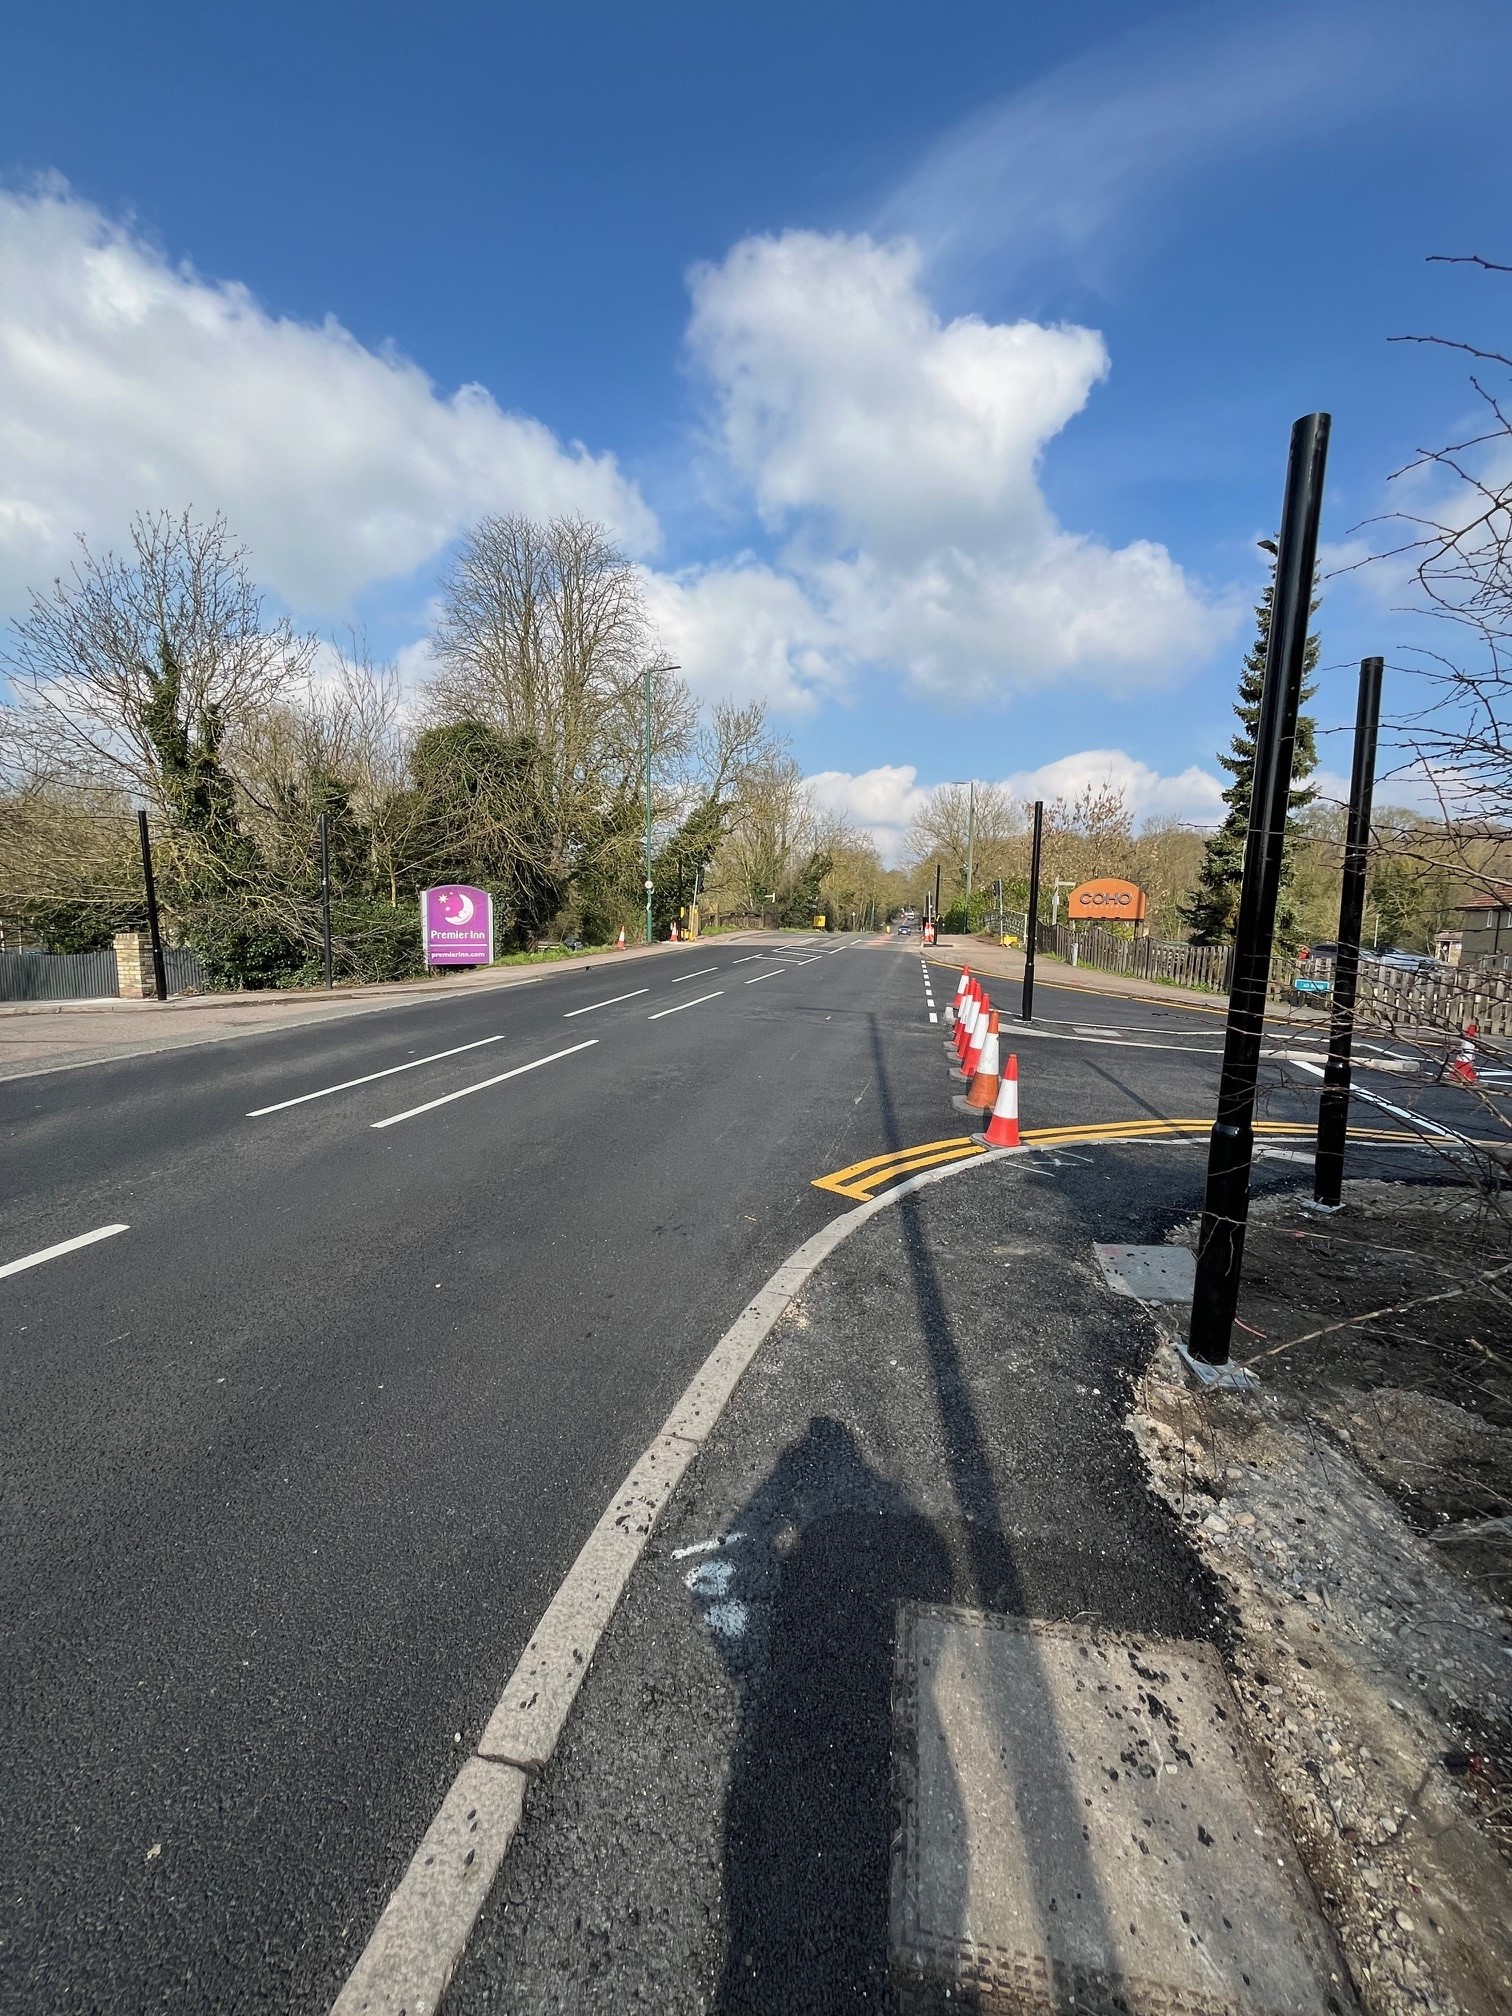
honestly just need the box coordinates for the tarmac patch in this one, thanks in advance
[1093,1242,1197,1304]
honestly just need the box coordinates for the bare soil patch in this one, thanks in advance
[1130,1178,1512,2016]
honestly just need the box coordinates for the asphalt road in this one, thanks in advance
[0,934,1480,2012]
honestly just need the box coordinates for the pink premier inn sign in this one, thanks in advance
[422,885,494,966]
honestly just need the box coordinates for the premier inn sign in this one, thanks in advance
[1067,878,1148,923]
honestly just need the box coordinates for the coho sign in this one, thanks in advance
[422,884,494,966]
[1067,878,1148,922]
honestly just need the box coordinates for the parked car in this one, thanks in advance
[1372,950,1441,975]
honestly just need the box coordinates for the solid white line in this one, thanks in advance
[247,1035,508,1115]
[1,1224,129,1280]
[564,988,648,1017]
[731,955,763,965]
[1281,1054,1468,1142]
[647,991,723,1020]
[744,969,782,985]
[670,967,719,984]
[370,1041,598,1128]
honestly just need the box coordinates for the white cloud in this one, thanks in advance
[688,230,1105,555]
[0,179,656,621]
[681,230,1223,707]
[0,187,1222,724]
[877,2,1451,296]
[806,751,1226,863]
[637,560,846,714]
[1003,750,1226,826]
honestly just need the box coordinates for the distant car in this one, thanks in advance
[1373,950,1440,975]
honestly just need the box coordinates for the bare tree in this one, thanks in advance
[1364,256,1512,840]
[904,781,1023,902]
[426,513,695,926]
[1,511,314,821]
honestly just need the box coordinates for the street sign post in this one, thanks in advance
[421,885,494,967]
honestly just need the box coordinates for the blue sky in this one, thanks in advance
[1,0,1508,855]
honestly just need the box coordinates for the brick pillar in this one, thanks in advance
[114,930,155,998]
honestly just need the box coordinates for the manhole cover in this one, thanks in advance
[890,1607,1352,2015]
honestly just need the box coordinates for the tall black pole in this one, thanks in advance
[319,810,334,990]
[1021,799,1044,1022]
[933,861,942,926]
[136,810,169,1003]
[1314,657,1382,1209]
[1189,413,1331,1366]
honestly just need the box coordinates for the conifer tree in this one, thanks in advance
[1182,541,1319,945]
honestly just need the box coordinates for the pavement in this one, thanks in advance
[2,932,1483,2013]
[0,935,731,1080]
[432,1134,1387,2014]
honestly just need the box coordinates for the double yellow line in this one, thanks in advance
[812,1116,1434,1202]
[812,1135,985,1200]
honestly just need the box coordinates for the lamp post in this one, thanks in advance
[643,661,680,943]
[964,780,976,928]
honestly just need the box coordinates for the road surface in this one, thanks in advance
[0,933,1477,2011]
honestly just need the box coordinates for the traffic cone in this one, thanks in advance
[955,995,992,1080]
[615,926,627,949]
[975,1054,1020,1147]
[953,989,978,1059]
[955,1012,1000,1112]
[1449,1021,1479,1086]
[945,967,970,1029]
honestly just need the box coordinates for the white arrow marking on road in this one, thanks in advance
[647,991,723,1020]
[371,1041,599,1128]
[1,1224,129,1280]
[564,988,648,1017]
[247,1034,509,1115]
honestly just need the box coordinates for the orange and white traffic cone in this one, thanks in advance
[975,1053,1020,1147]
[955,1012,1000,1112]
[1449,1020,1479,1086]
[615,926,627,949]
[945,967,971,1029]
[954,989,978,1059]
[956,994,992,1080]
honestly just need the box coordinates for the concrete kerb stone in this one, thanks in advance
[330,1758,527,2016]
[477,1432,697,1769]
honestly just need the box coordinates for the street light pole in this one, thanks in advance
[136,810,168,1003]
[965,780,976,928]
[644,664,654,944]
[319,810,334,989]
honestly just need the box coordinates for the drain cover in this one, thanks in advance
[889,1607,1353,2015]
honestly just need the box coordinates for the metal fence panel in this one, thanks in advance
[0,948,120,1002]
[0,944,209,1001]
[164,946,208,994]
